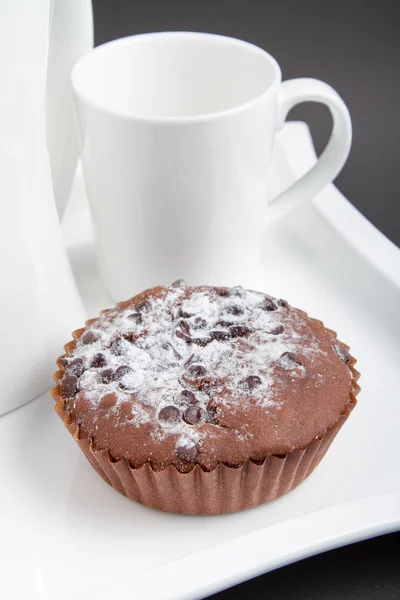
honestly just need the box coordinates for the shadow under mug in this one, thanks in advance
[72,31,351,301]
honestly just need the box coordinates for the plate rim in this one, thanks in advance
[77,489,400,600]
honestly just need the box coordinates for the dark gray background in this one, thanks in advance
[93,0,400,248]
[92,1,400,597]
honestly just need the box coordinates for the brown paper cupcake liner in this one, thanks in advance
[51,316,360,515]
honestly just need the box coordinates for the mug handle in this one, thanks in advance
[268,78,352,222]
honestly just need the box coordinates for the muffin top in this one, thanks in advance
[58,282,354,472]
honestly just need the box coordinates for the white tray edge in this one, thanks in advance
[80,490,400,600]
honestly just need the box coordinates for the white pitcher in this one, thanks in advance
[0,0,92,415]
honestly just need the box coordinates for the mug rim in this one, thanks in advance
[71,31,282,124]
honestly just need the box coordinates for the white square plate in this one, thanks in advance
[1,123,399,600]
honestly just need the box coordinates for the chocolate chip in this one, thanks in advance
[110,338,126,356]
[334,344,351,364]
[99,368,115,383]
[179,320,190,335]
[81,331,98,345]
[184,353,195,367]
[216,319,234,328]
[91,353,107,368]
[158,405,181,424]
[227,305,244,315]
[99,393,117,410]
[66,358,85,378]
[176,443,197,462]
[229,286,246,298]
[183,406,206,425]
[136,299,151,312]
[260,298,277,311]
[279,352,302,369]
[277,298,289,308]
[210,329,231,341]
[176,328,191,341]
[176,320,191,341]
[187,364,206,378]
[127,311,143,324]
[115,365,132,380]
[180,390,197,404]
[267,324,284,335]
[61,375,79,397]
[192,336,212,347]
[230,325,252,337]
[242,375,262,391]
[124,332,140,344]
[59,355,69,367]
[192,316,207,329]
[216,287,229,296]
[171,279,186,288]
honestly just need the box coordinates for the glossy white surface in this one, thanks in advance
[72,32,351,300]
[1,123,399,600]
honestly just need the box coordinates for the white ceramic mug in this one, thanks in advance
[72,32,351,300]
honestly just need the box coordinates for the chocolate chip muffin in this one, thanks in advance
[51,282,360,514]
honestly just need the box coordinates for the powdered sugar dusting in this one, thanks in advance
[62,284,329,454]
